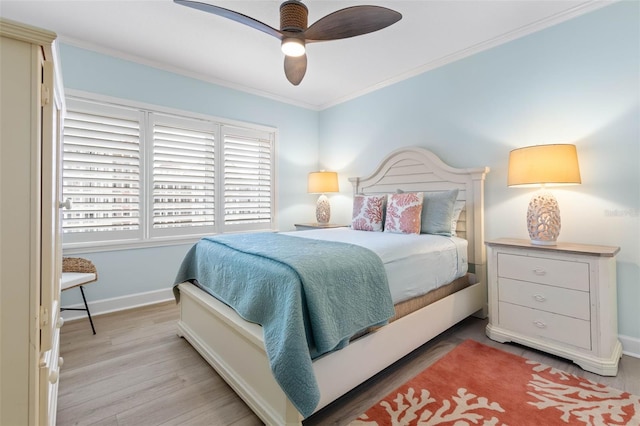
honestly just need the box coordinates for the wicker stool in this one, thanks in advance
[61,257,98,334]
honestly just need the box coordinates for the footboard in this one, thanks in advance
[176,280,486,425]
[176,282,301,425]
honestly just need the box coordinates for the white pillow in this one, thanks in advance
[451,200,465,236]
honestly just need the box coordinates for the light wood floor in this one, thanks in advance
[58,302,640,426]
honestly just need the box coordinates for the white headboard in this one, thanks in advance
[348,146,490,278]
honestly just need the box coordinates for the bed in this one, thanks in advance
[174,146,489,425]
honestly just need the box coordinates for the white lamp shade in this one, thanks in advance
[508,144,581,187]
[308,171,339,194]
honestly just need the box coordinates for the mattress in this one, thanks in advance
[283,227,468,304]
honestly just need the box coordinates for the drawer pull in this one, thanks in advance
[533,294,547,302]
[533,268,547,276]
[533,320,547,329]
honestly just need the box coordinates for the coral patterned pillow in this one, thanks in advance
[384,192,423,234]
[352,194,386,231]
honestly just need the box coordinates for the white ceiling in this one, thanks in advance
[0,0,610,109]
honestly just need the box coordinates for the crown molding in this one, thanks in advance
[57,0,615,112]
[319,0,616,110]
[0,17,56,45]
[58,35,321,111]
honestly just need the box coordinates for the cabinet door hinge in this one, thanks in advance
[40,305,49,328]
[41,83,50,107]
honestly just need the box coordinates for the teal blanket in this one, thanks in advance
[173,232,393,418]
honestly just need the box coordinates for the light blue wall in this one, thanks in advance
[58,44,320,305]
[319,2,639,341]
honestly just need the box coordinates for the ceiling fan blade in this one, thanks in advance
[174,0,283,39]
[284,54,307,86]
[305,6,401,42]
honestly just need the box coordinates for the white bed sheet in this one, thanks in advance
[282,228,468,304]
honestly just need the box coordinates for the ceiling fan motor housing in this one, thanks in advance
[174,0,402,86]
[280,0,308,32]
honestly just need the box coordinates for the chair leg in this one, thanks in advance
[79,285,96,335]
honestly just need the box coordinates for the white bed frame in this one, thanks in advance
[176,147,489,425]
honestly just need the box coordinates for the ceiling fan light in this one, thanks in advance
[281,37,305,57]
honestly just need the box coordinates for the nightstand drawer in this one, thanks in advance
[499,302,591,350]
[498,278,590,320]
[497,253,589,291]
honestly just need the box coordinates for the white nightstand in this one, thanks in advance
[485,238,622,376]
[293,223,348,231]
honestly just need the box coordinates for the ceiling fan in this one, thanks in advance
[174,0,402,86]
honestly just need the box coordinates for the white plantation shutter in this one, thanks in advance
[222,125,274,231]
[151,114,216,237]
[61,95,277,249]
[62,99,142,243]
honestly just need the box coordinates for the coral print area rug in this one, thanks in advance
[351,340,639,425]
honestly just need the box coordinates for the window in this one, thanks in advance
[62,101,142,242]
[62,96,276,249]
[222,125,273,232]
[150,113,216,238]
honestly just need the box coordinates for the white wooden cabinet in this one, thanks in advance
[486,238,622,376]
[0,19,64,425]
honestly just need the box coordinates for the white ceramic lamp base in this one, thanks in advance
[316,194,331,224]
[527,190,561,245]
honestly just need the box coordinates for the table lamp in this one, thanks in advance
[308,171,339,224]
[508,144,581,245]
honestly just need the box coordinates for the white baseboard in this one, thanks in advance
[60,287,175,322]
[620,334,640,359]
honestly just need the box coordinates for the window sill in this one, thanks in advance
[62,236,202,255]
[62,229,279,255]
